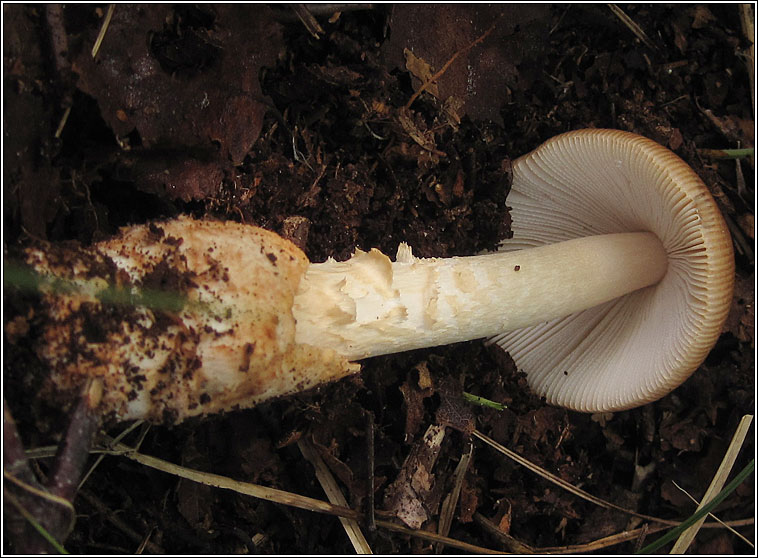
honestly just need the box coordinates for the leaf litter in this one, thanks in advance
[3,3,754,554]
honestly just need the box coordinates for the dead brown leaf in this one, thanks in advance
[403,48,440,99]
[383,424,446,529]
[74,5,281,164]
[435,378,475,435]
[382,4,551,122]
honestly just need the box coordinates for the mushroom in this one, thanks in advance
[25,129,734,422]
[295,129,734,411]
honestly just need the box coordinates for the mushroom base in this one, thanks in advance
[23,217,359,423]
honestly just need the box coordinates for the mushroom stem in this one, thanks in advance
[293,231,668,360]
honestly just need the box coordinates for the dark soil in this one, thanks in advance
[3,4,754,554]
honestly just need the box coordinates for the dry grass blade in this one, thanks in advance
[106,438,355,519]
[103,435,504,553]
[436,441,473,552]
[671,481,754,548]
[477,508,754,553]
[669,414,754,553]
[78,421,147,491]
[297,438,373,554]
[474,513,536,553]
[54,106,71,139]
[373,519,505,554]
[473,429,678,525]
[475,511,677,554]
[91,4,115,59]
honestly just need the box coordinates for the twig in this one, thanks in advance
[404,23,497,110]
[47,382,102,502]
[54,106,72,139]
[476,512,753,554]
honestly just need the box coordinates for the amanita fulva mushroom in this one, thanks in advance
[24,129,734,423]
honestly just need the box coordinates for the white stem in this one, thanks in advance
[293,232,668,360]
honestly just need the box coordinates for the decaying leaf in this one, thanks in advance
[403,48,440,99]
[436,377,475,435]
[382,4,551,122]
[383,424,446,529]
[74,5,282,164]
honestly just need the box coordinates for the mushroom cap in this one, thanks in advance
[491,129,734,412]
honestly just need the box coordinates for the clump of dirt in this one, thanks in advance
[3,4,754,554]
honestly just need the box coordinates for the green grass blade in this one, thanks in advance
[462,392,507,410]
[635,459,754,554]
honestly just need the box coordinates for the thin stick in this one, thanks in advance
[112,439,356,518]
[54,106,72,139]
[47,383,102,502]
[404,23,497,110]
